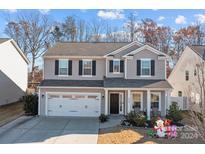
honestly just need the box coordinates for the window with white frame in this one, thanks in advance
[83,60,92,76]
[185,70,189,81]
[141,59,151,76]
[132,93,142,110]
[151,93,160,109]
[59,59,68,75]
[113,59,120,73]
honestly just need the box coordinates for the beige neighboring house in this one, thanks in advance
[168,45,205,110]
[39,41,172,119]
[0,38,29,106]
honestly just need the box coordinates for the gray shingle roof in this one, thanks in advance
[44,42,129,57]
[104,78,172,88]
[40,78,172,89]
[189,45,205,60]
[0,38,10,44]
[39,80,104,87]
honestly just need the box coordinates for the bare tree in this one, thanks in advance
[89,19,104,42]
[62,16,77,42]
[5,13,53,87]
[77,19,85,42]
[51,24,63,42]
[173,24,205,57]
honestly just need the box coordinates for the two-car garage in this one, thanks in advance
[45,92,101,117]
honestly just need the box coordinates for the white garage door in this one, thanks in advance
[47,93,101,117]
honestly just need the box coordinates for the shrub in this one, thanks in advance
[166,102,183,123]
[125,111,146,127]
[150,116,158,127]
[99,114,108,123]
[21,94,38,115]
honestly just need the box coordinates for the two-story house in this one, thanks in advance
[168,45,205,111]
[39,41,172,120]
[0,38,29,106]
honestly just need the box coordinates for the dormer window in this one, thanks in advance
[113,59,120,73]
[141,59,151,76]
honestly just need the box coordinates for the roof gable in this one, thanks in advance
[123,44,168,58]
[104,41,143,57]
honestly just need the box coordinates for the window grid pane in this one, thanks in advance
[141,60,151,75]
[83,60,92,75]
[113,60,120,73]
[59,60,68,75]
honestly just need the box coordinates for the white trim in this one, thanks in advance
[38,88,41,115]
[123,44,168,58]
[45,92,101,117]
[150,92,161,111]
[131,92,143,111]
[109,92,124,115]
[141,59,151,77]
[82,59,92,76]
[125,58,127,79]
[113,59,121,73]
[147,89,151,120]
[104,41,143,57]
[104,89,108,115]
[58,59,69,76]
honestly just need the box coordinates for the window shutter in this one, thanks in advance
[136,60,141,76]
[92,60,96,76]
[79,60,83,75]
[55,60,59,75]
[68,60,72,75]
[120,60,124,73]
[109,60,113,72]
[151,60,155,76]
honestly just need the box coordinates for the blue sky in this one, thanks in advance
[1,9,205,37]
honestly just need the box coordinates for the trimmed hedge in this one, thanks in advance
[21,94,38,115]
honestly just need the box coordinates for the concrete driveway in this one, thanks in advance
[0,116,99,144]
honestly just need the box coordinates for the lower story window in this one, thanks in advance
[151,93,160,109]
[132,93,142,110]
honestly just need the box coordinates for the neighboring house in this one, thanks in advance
[0,38,29,106]
[39,41,172,119]
[168,45,205,110]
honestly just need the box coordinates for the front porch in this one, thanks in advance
[104,89,171,120]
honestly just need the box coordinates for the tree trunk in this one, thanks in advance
[31,55,35,89]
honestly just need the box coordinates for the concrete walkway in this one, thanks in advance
[0,116,99,144]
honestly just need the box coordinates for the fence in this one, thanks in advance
[170,96,189,110]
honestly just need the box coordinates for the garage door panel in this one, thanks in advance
[47,93,100,117]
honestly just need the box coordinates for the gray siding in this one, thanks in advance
[126,49,166,79]
[39,88,105,116]
[44,58,105,80]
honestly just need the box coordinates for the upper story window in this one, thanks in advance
[178,91,182,97]
[59,59,68,75]
[194,69,197,76]
[185,70,189,81]
[83,60,92,76]
[113,59,120,73]
[141,59,151,76]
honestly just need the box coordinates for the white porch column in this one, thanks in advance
[147,89,151,120]
[167,90,171,109]
[127,90,132,113]
[104,89,108,115]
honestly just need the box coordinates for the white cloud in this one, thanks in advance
[158,16,165,21]
[97,10,124,20]
[194,14,205,23]
[38,9,50,15]
[4,9,17,13]
[175,15,186,24]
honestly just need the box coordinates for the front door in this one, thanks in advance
[110,93,119,114]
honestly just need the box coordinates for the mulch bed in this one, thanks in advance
[98,126,205,144]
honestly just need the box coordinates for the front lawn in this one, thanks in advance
[98,126,204,144]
